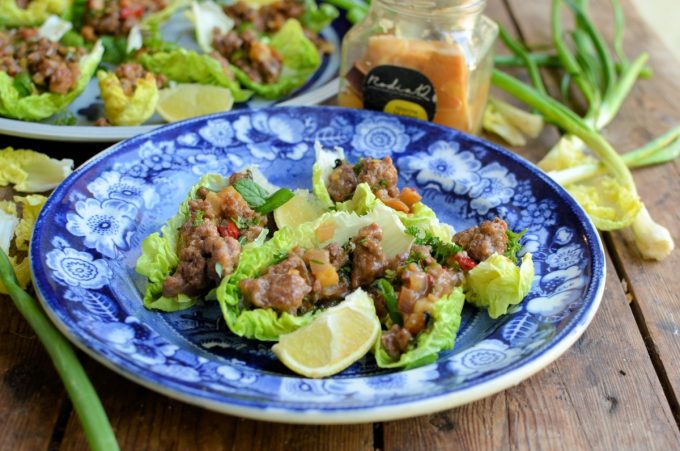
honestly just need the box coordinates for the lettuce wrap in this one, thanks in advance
[97,69,158,125]
[0,0,71,27]
[312,143,455,240]
[231,19,321,99]
[136,173,231,312]
[138,48,252,102]
[216,204,414,341]
[0,40,103,121]
[374,286,465,369]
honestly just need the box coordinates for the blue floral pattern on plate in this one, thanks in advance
[30,106,605,423]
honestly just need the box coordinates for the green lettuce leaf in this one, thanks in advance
[336,183,376,215]
[300,0,338,33]
[138,48,252,102]
[136,173,231,312]
[232,18,320,99]
[0,147,73,192]
[0,40,103,121]
[97,70,158,125]
[566,175,641,231]
[0,0,70,27]
[374,286,465,369]
[216,205,414,340]
[142,0,187,29]
[466,253,534,319]
[394,202,455,242]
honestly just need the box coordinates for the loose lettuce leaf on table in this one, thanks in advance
[139,48,252,102]
[0,147,73,192]
[466,253,534,319]
[0,40,104,121]
[0,0,71,27]
[374,286,465,369]
[136,174,231,312]
[97,70,158,125]
[232,18,321,99]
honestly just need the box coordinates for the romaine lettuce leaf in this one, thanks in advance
[394,202,455,242]
[232,19,320,99]
[374,286,465,369]
[191,0,234,53]
[97,70,158,126]
[0,0,70,27]
[0,40,104,121]
[466,253,534,319]
[136,173,231,312]
[13,194,47,251]
[138,48,252,102]
[0,201,18,256]
[216,205,414,340]
[0,147,73,192]
[566,175,641,231]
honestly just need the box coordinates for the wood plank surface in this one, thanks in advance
[0,187,69,451]
[57,359,374,451]
[506,0,680,413]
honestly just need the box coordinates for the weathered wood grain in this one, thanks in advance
[57,360,374,451]
[506,0,680,412]
[0,187,68,451]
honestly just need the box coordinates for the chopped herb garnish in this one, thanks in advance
[340,265,352,278]
[406,226,462,264]
[13,72,34,97]
[383,269,396,281]
[334,158,343,168]
[504,228,527,264]
[232,179,294,214]
[215,263,223,277]
[405,251,425,266]
[238,236,248,246]
[309,259,325,265]
[272,251,289,264]
[379,179,388,188]
[193,210,205,226]
[376,279,402,326]
[353,158,364,175]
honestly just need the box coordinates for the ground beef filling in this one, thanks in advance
[453,217,509,262]
[115,63,167,96]
[0,28,85,94]
[212,28,282,84]
[80,0,167,41]
[162,171,267,297]
[239,244,350,315]
[378,254,463,360]
[326,157,421,213]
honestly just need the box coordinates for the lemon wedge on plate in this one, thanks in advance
[157,84,234,122]
[272,288,381,378]
[273,189,326,230]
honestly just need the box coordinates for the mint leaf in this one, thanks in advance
[233,178,269,208]
[254,188,294,214]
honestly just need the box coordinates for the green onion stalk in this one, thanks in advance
[492,0,675,260]
[0,250,119,451]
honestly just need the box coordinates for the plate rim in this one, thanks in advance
[30,105,606,424]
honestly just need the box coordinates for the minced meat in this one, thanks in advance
[381,325,412,361]
[115,63,166,95]
[326,162,358,202]
[351,223,388,288]
[453,217,508,262]
[0,28,85,94]
[80,0,167,41]
[239,250,312,314]
[356,156,399,199]
[212,28,282,84]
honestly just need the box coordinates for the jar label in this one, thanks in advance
[363,65,436,121]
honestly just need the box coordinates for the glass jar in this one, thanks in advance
[338,0,498,134]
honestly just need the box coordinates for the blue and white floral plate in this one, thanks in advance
[30,106,605,424]
[0,10,348,142]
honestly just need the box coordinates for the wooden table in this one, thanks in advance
[2,1,679,449]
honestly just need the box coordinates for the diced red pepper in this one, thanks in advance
[218,221,239,240]
[120,5,144,19]
[454,253,477,271]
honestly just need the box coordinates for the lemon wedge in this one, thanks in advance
[157,84,234,122]
[273,189,327,230]
[272,288,380,378]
